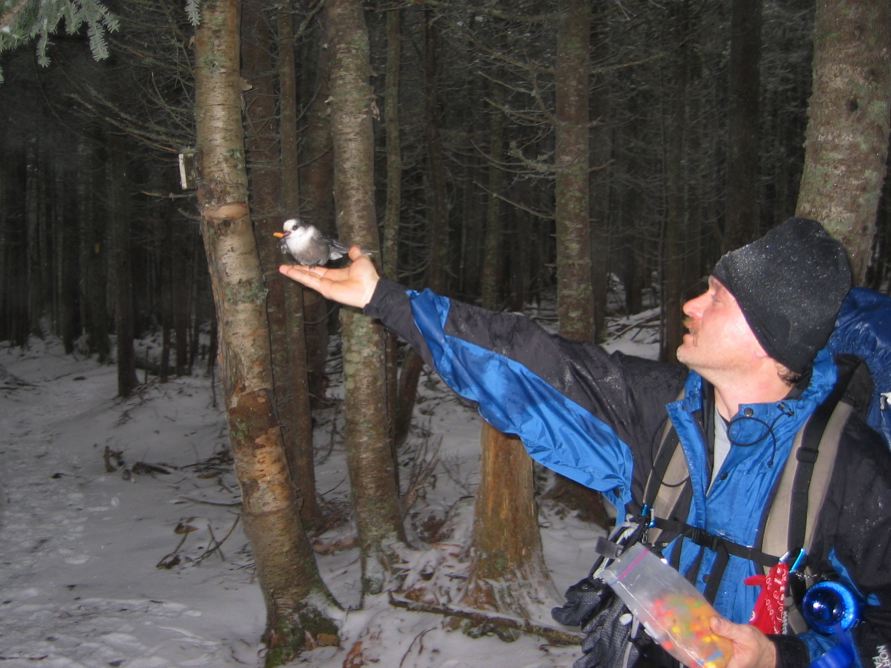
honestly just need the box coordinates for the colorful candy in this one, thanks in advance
[601,544,732,668]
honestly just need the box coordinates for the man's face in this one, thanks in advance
[676,277,765,377]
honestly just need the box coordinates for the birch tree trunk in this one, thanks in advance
[795,0,891,281]
[192,2,338,663]
[325,0,404,595]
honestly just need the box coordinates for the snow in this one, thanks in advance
[0,308,659,667]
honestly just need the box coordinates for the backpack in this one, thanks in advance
[826,287,891,449]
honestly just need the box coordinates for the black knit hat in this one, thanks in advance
[712,217,852,374]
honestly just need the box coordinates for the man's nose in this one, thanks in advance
[683,292,707,317]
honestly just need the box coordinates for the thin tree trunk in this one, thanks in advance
[479,82,505,310]
[192,1,338,663]
[277,4,321,529]
[243,0,319,528]
[383,7,402,447]
[660,2,690,365]
[555,0,593,342]
[299,21,335,405]
[547,0,609,525]
[325,0,404,595]
[724,0,762,251]
[25,138,40,337]
[56,166,80,353]
[77,135,110,362]
[463,64,557,619]
[590,9,611,344]
[796,0,891,281]
[107,136,138,397]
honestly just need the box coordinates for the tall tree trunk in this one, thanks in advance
[724,0,762,251]
[796,0,891,281]
[243,0,319,529]
[107,136,138,397]
[382,7,402,281]
[462,73,556,620]
[299,21,335,405]
[77,135,110,362]
[277,4,321,529]
[660,2,690,365]
[25,138,41,337]
[479,82,505,310]
[56,165,80,354]
[590,9,611,344]
[383,7,404,447]
[192,1,338,663]
[424,12,449,294]
[394,10,448,450]
[325,0,404,595]
[548,0,609,526]
[2,146,28,346]
[555,0,593,342]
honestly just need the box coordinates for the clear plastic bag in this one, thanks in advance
[600,543,733,668]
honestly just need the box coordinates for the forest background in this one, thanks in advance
[1,0,889,666]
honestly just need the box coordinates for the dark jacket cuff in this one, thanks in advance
[769,634,810,668]
[363,278,405,319]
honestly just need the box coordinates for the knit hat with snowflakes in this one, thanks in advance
[713,217,852,374]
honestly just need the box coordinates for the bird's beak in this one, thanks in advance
[273,232,286,238]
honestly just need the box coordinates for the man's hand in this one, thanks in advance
[711,617,777,668]
[278,246,380,309]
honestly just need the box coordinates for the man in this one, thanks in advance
[280,217,890,667]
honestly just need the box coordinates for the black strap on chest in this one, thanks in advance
[634,357,857,603]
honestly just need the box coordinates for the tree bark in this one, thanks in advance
[660,2,691,365]
[479,82,505,310]
[299,19,335,405]
[463,48,557,618]
[724,0,762,251]
[277,4,321,529]
[107,135,139,397]
[382,7,402,447]
[325,0,404,595]
[555,0,593,342]
[546,0,609,525]
[76,134,110,362]
[242,0,320,529]
[192,1,338,663]
[462,424,558,617]
[796,0,891,281]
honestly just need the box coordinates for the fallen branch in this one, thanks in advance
[387,593,583,646]
[194,514,240,564]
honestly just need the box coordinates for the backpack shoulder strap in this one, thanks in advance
[759,356,857,565]
[641,391,692,546]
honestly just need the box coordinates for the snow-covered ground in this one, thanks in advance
[0,308,659,667]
